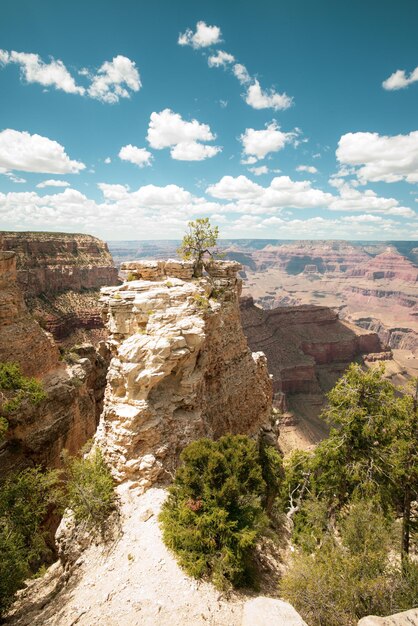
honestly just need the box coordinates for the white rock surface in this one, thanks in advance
[242,596,308,626]
[358,609,418,625]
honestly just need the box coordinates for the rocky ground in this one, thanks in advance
[6,487,305,626]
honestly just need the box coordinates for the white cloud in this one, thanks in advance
[0,129,85,174]
[0,49,84,94]
[206,175,263,200]
[232,63,251,85]
[146,109,221,161]
[104,157,111,164]
[296,165,318,174]
[178,21,221,48]
[170,142,221,161]
[1,178,415,240]
[87,55,141,103]
[208,50,235,68]
[245,79,293,111]
[0,50,140,103]
[118,144,153,168]
[328,180,415,217]
[336,131,418,184]
[207,175,332,210]
[382,66,418,90]
[248,165,269,176]
[36,179,71,188]
[240,122,299,161]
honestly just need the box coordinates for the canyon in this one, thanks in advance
[0,250,108,478]
[0,231,118,346]
[2,234,416,625]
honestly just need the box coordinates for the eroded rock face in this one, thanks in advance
[0,252,109,477]
[0,252,59,377]
[240,296,382,450]
[95,260,272,488]
[0,231,119,344]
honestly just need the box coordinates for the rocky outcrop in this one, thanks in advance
[0,232,119,344]
[357,608,418,625]
[1,344,109,477]
[240,296,382,450]
[95,259,272,487]
[0,251,59,377]
[0,252,109,478]
[346,249,418,283]
[240,297,380,398]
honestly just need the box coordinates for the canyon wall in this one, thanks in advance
[0,251,108,478]
[240,296,382,449]
[0,231,119,344]
[95,260,273,488]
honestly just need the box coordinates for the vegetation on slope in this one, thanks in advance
[0,362,47,440]
[0,447,116,616]
[160,433,283,590]
[280,364,418,625]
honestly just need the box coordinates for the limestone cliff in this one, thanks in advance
[0,231,119,345]
[0,252,108,478]
[95,259,272,487]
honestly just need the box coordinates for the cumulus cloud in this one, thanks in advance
[336,131,418,184]
[240,122,299,161]
[0,49,140,103]
[248,165,269,176]
[232,63,251,85]
[296,165,318,174]
[146,109,221,161]
[0,49,84,94]
[328,180,415,217]
[178,21,221,48]
[245,79,293,111]
[207,175,332,210]
[104,157,111,164]
[0,129,85,174]
[177,25,293,110]
[1,177,415,240]
[118,144,153,167]
[86,55,141,103]
[36,179,71,188]
[208,50,235,68]
[382,66,418,90]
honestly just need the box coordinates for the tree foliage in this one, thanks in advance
[160,434,283,590]
[280,501,418,626]
[280,364,418,624]
[0,362,47,441]
[63,447,116,533]
[0,467,59,615]
[178,217,219,277]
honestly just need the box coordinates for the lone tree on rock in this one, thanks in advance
[178,218,219,277]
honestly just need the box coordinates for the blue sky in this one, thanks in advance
[1,0,418,240]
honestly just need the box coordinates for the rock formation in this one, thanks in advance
[0,231,119,344]
[240,296,382,449]
[0,251,59,377]
[95,259,272,487]
[0,251,109,478]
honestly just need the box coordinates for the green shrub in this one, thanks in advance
[160,435,272,590]
[126,272,137,281]
[0,467,59,615]
[64,447,116,533]
[0,362,47,416]
[280,500,417,626]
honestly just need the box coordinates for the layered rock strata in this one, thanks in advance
[240,296,382,449]
[95,259,273,488]
[0,232,119,343]
[0,252,109,478]
[0,251,58,377]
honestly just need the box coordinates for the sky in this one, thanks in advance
[1,0,418,241]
